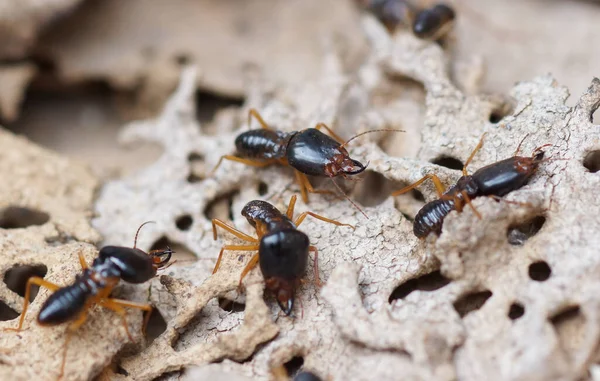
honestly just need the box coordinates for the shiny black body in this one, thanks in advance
[412,3,455,39]
[414,151,545,238]
[37,246,169,325]
[235,128,366,178]
[413,198,455,238]
[242,200,309,315]
[235,129,294,160]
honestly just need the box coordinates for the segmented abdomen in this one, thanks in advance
[234,130,291,159]
[413,199,455,238]
[37,283,89,325]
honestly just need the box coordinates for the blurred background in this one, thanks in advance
[1,0,599,179]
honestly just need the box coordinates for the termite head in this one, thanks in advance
[325,153,368,177]
[265,277,296,316]
[149,246,175,270]
[515,145,550,175]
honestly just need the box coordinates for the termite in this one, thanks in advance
[4,222,174,379]
[392,134,551,238]
[211,195,353,315]
[211,109,401,217]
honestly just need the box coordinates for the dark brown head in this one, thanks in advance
[265,277,296,316]
[515,148,546,175]
[324,151,368,178]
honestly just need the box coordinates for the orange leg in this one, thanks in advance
[314,122,344,144]
[286,194,298,219]
[4,277,60,332]
[294,171,337,203]
[78,251,89,270]
[212,218,257,242]
[294,170,310,203]
[463,133,486,176]
[248,108,272,130]
[460,191,481,219]
[391,174,446,198]
[294,211,354,230]
[309,246,322,287]
[98,298,153,341]
[213,244,260,274]
[210,155,275,176]
[59,309,89,380]
[239,252,260,287]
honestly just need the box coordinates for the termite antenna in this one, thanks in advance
[330,178,369,219]
[339,129,405,149]
[133,221,156,249]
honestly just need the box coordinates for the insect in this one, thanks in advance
[392,134,550,238]
[4,222,174,379]
[360,1,455,40]
[211,109,399,216]
[211,195,353,315]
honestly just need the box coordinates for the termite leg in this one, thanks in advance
[391,174,446,197]
[248,108,272,130]
[286,195,298,219]
[463,133,486,176]
[239,252,260,288]
[212,218,258,242]
[294,211,354,230]
[295,171,337,203]
[60,309,89,380]
[314,122,345,144]
[213,245,260,274]
[309,246,322,287]
[4,277,60,332]
[78,251,89,270]
[461,191,481,219]
[295,171,309,203]
[210,156,275,176]
[99,298,153,338]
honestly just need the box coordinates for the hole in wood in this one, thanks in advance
[389,270,451,303]
[0,207,50,229]
[453,290,492,318]
[3,264,48,301]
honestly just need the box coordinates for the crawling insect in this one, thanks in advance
[412,3,456,40]
[211,109,399,216]
[392,134,551,238]
[4,222,174,379]
[360,1,455,40]
[211,195,353,315]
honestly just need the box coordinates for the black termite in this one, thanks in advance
[211,195,353,316]
[211,109,403,217]
[412,3,456,40]
[4,222,174,380]
[392,134,551,238]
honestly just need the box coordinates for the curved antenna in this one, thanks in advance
[133,221,156,249]
[339,129,405,149]
[330,178,368,219]
[514,133,530,156]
